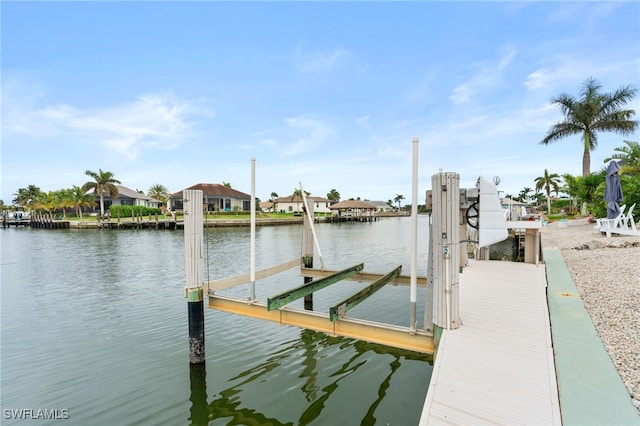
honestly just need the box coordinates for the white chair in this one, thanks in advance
[620,204,636,231]
[594,204,625,231]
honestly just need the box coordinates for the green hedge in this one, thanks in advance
[109,205,162,217]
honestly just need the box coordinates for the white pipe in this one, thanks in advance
[250,158,256,301]
[299,182,325,270]
[410,138,419,332]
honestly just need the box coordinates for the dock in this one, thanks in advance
[419,259,561,424]
[419,254,639,425]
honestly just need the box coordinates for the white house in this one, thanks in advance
[273,195,332,214]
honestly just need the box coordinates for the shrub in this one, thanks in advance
[109,205,162,217]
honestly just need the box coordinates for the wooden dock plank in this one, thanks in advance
[419,260,561,425]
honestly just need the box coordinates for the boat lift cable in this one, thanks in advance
[299,182,326,270]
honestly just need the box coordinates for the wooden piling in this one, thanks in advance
[184,189,205,364]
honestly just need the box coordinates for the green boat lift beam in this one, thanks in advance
[268,263,365,311]
[330,265,402,322]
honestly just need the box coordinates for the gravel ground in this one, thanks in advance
[541,218,640,413]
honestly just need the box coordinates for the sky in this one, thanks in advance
[2,1,639,205]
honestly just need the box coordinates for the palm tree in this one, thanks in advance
[540,77,638,177]
[327,188,341,203]
[13,185,43,210]
[148,184,170,208]
[290,189,302,213]
[535,169,561,215]
[269,192,278,213]
[70,185,96,218]
[561,173,580,212]
[33,191,58,220]
[604,140,640,175]
[517,187,533,204]
[55,189,75,219]
[394,194,405,212]
[83,169,121,218]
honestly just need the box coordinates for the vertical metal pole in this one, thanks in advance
[302,199,315,310]
[184,189,205,364]
[424,212,434,334]
[410,137,419,333]
[250,158,256,302]
[431,172,460,335]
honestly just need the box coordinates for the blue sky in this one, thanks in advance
[2,1,639,205]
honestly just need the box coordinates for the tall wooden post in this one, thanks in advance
[184,189,205,364]
[302,200,315,310]
[431,172,460,344]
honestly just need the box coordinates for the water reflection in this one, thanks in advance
[188,329,432,425]
[189,363,209,426]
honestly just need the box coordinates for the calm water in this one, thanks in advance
[1,217,433,425]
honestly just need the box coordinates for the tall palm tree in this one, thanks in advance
[534,169,561,215]
[540,77,638,177]
[604,140,640,175]
[269,192,278,213]
[148,184,170,207]
[394,194,405,212]
[83,169,120,218]
[70,185,96,218]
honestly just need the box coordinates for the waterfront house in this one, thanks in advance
[170,183,251,212]
[367,200,394,213]
[259,201,275,213]
[92,185,160,212]
[274,195,332,214]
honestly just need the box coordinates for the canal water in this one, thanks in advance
[1,216,433,425]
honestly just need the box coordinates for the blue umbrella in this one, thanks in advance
[604,161,623,219]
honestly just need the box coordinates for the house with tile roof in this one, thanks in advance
[170,183,251,212]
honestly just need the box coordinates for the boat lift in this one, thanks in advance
[184,146,510,363]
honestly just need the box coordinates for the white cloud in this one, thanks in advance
[449,47,517,105]
[258,116,333,157]
[355,115,371,130]
[2,88,212,160]
[295,44,349,73]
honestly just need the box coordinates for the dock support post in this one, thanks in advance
[424,213,434,334]
[302,200,314,310]
[250,158,256,302]
[431,172,460,333]
[410,137,419,333]
[184,189,205,364]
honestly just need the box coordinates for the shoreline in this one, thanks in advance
[1,213,412,229]
[541,218,640,413]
